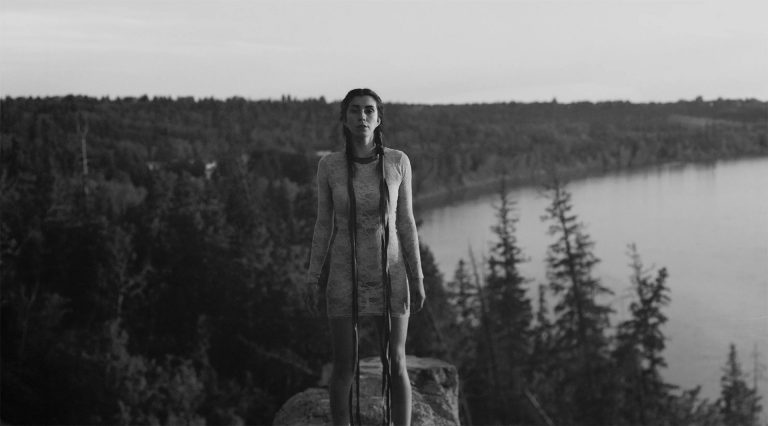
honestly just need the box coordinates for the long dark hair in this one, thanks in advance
[340,88,393,426]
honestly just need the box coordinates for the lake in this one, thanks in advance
[416,156,768,403]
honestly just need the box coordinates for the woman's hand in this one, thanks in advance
[303,282,321,317]
[410,279,426,313]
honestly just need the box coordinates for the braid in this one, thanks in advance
[344,137,362,426]
[339,88,392,426]
[375,129,393,426]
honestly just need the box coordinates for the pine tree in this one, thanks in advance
[447,258,480,328]
[405,243,453,358]
[527,284,557,414]
[446,258,482,426]
[719,343,763,426]
[464,245,504,425]
[483,181,534,423]
[613,244,673,424]
[541,177,614,424]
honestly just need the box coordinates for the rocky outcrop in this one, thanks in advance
[272,356,459,426]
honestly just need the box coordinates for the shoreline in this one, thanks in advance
[412,153,768,211]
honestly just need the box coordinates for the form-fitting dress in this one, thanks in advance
[307,148,423,317]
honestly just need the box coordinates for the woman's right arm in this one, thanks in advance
[306,154,334,286]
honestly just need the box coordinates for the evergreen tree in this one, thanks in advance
[446,258,480,328]
[613,244,673,424]
[665,386,723,425]
[541,177,615,425]
[462,246,503,425]
[527,284,558,419]
[406,243,453,358]
[445,258,482,425]
[719,343,763,426]
[482,180,534,424]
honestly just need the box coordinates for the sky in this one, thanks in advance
[1,0,766,104]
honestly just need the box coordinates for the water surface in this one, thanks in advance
[417,157,768,402]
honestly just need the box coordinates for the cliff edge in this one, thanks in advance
[273,356,459,426]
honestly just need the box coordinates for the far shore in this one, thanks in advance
[412,153,768,211]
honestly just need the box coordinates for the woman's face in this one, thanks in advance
[343,95,381,139]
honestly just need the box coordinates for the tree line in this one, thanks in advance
[1,95,765,202]
[1,95,765,424]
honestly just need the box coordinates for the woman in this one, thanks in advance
[304,88,426,426]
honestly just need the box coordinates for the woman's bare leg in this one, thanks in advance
[329,317,355,426]
[379,315,412,426]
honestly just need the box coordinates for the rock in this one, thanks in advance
[272,356,459,426]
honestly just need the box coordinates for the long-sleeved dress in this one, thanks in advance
[306,148,423,318]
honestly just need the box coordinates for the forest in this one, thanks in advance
[1,95,766,425]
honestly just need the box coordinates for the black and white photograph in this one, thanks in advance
[1,1,766,425]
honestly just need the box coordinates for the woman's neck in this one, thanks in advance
[350,136,376,158]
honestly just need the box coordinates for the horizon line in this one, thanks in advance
[3,93,766,106]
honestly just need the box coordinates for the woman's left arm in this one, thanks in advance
[396,152,425,310]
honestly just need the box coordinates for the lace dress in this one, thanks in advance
[307,148,423,317]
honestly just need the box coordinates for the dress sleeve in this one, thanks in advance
[396,152,424,281]
[307,155,334,284]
